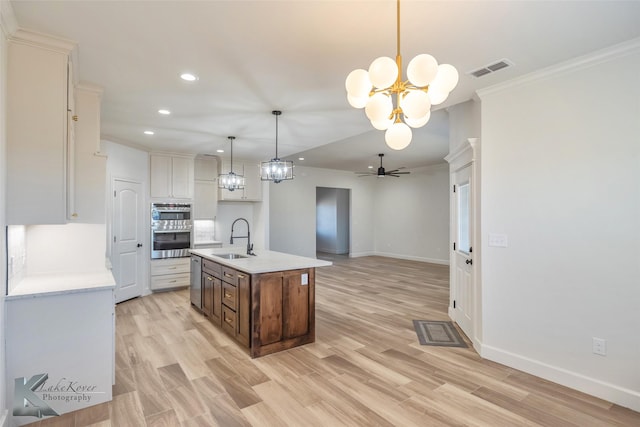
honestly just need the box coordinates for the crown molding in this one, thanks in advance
[9,28,77,55]
[0,0,18,37]
[477,37,640,99]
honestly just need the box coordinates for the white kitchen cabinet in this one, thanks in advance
[6,30,77,224]
[6,285,114,425]
[194,156,218,219]
[218,160,263,202]
[150,257,190,290]
[150,153,194,199]
[70,83,106,223]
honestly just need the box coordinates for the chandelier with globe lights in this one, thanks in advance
[345,0,459,150]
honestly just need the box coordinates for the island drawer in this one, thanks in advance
[222,267,239,286]
[222,282,236,310]
[203,259,222,278]
[222,306,236,336]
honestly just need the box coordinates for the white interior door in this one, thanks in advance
[453,165,474,338]
[112,179,144,303]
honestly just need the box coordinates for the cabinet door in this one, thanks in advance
[243,162,263,201]
[282,269,310,339]
[171,156,194,199]
[194,181,217,219]
[6,39,71,224]
[202,273,213,317]
[211,277,222,326]
[237,271,251,346]
[72,84,106,223]
[150,155,172,198]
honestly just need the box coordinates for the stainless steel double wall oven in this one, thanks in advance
[151,203,192,259]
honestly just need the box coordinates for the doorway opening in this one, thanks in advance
[316,187,350,260]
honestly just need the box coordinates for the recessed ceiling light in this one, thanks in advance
[298,157,305,161]
[158,109,171,115]
[216,149,224,153]
[180,73,198,82]
[144,130,154,135]
[368,165,373,169]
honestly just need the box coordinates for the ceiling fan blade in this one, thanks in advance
[393,171,410,174]
[357,174,373,177]
[387,174,401,177]
[354,171,374,175]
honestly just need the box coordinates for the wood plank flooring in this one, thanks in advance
[30,255,639,426]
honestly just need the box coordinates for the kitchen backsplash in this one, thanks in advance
[7,225,27,294]
[193,219,216,243]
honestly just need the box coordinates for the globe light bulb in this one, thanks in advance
[431,64,459,93]
[385,122,412,150]
[365,93,393,122]
[368,57,398,89]
[405,110,431,128]
[348,94,368,109]
[371,117,394,130]
[345,69,372,98]
[400,90,431,119]
[407,54,439,87]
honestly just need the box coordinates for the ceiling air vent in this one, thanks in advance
[468,59,513,78]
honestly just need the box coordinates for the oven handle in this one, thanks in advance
[152,229,192,234]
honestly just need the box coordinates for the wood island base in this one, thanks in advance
[191,254,317,358]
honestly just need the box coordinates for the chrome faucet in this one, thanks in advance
[230,218,255,255]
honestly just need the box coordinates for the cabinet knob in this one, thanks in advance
[72,115,78,121]
[71,213,78,218]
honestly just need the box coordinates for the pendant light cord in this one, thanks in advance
[396,0,400,56]
[272,110,282,160]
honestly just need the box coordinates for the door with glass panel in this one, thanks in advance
[454,165,473,339]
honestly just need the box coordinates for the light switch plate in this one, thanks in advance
[301,273,308,286]
[488,233,508,248]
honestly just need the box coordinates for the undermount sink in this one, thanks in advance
[212,253,248,260]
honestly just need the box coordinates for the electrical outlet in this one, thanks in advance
[592,337,606,356]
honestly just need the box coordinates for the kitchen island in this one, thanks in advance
[189,248,331,357]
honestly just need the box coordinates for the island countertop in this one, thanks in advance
[189,247,332,274]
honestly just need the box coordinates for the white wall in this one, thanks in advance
[270,166,375,258]
[102,140,150,292]
[374,164,450,264]
[270,164,450,262]
[217,201,259,251]
[477,40,640,410]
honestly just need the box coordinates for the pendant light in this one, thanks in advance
[345,0,459,150]
[218,136,245,191]
[261,110,293,183]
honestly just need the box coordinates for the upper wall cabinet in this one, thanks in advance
[194,156,218,219]
[6,30,77,225]
[72,83,106,223]
[150,153,194,200]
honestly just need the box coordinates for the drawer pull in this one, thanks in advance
[224,272,234,278]
[224,317,233,324]
[207,277,213,281]
[224,292,232,298]
[170,280,176,283]
[169,267,177,270]
[238,273,246,279]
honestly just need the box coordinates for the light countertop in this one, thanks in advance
[189,248,332,274]
[7,269,116,301]
[193,240,223,246]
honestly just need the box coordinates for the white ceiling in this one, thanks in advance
[10,0,640,172]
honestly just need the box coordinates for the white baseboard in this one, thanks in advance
[348,251,375,258]
[480,343,640,412]
[373,251,450,265]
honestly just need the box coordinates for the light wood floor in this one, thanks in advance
[31,256,639,426]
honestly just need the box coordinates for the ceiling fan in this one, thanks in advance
[356,153,410,178]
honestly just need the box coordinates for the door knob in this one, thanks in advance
[465,259,472,265]
[137,243,143,247]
